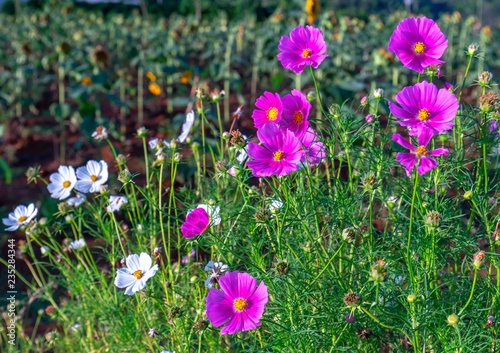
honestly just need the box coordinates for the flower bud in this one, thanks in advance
[407,294,417,303]
[360,96,368,105]
[173,152,182,163]
[425,210,442,228]
[208,199,216,206]
[478,71,493,86]
[343,292,361,307]
[191,142,200,152]
[118,169,132,184]
[386,196,398,209]
[467,43,479,56]
[306,91,317,102]
[136,126,148,138]
[222,131,231,140]
[170,139,178,149]
[116,154,127,166]
[447,314,459,325]
[190,276,198,283]
[230,130,246,148]
[100,184,108,194]
[329,104,341,118]
[444,82,454,92]
[480,92,498,113]
[365,114,375,123]
[361,172,378,190]
[196,87,205,100]
[373,88,384,99]
[425,64,440,76]
[463,191,473,200]
[26,166,41,184]
[215,160,228,173]
[345,313,356,323]
[438,134,449,142]
[153,247,162,258]
[473,250,486,269]
[371,260,388,282]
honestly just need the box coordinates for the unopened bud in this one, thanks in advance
[136,126,148,138]
[118,169,132,184]
[425,210,442,228]
[371,260,388,282]
[173,152,182,163]
[365,114,375,124]
[373,88,384,99]
[407,294,417,303]
[464,191,473,200]
[360,96,368,105]
[478,71,493,86]
[473,250,486,269]
[467,43,479,56]
[447,314,459,325]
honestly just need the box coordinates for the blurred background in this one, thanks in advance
[0,0,498,214]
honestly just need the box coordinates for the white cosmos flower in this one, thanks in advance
[69,238,86,250]
[75,160,108,193]
[47,165,77,200]
[187,203,221,226]
[178,110,195,143]
[3,204,38,231]
[91,126,108,140]
[67,193,87,207]
[114,253,159,295]
[148,138,169,151]
[269,199,283,217]
[204,261,228,289]
[106,195,128,213]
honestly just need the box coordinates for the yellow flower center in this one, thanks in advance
[18,215,27,222]
[133,270,143,279]
[414,42,425,54]
[302,49,312,58]
[416,146,428,155]
[90,175,98,182]
[63,180,71,188]
[267,107,278,121]
[293,111,303,124]
[274,150,285,161]
[418,108,430,121]
[234,298,247,311]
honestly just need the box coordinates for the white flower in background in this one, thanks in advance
[75,160,108,193]
[161,351,176,353]
[91,126,108,140]
[106,195,128,213]
[236,148,248,164]
[67,193,87,207]
[269,199,283,217]
[47,165,77,200]
[178,110,195,143]
[3,204,38,231]
[204,261,228,289]
[114,253,159,295]
[40,245,50,256]
[148,138,170,153]
[188,203,221,226]
[71,324,81,332]
[69,238,86,251]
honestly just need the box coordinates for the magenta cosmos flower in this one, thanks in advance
[206,271,268,335]
[280,89,311,138]
[388,17,448,73]
[252,92,283,129]
[181,208,209,238]
[300,128,325,166]
[247,123,306,177]
[277,25,329,74]
[393,130,449,177]
[389,81,458,136]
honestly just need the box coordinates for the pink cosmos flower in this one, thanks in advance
[392,129,449,177]
[181,208,209,239]
[205,271,268,335]
[300,128,325,166]
[389,81,459,136]
[252,92,283,129]
[277,25,329,74]
[247,123,306,177]
[280,89,311,138]
[388,17,448,73]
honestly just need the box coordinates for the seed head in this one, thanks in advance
[26,166,41,184]
[425,210,442,228]
[254,207,271,223]
[425,64,441,76]
[274,259,289,275]
[357,328,373,340]
[92,45,110,65]
[45,305,55,315]
[478,71,493,86]
[169,306,182,319]
[343,292,361,307]
[480,92,499,113]
[230,130,246,148]
[342,227,356,243]
[56,42,71,55]
[215,160,228,173]
[193,319,209,332]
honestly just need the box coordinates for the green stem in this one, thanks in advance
[309,66,328,118]
[458,269,477,315]
[407,172,420,288]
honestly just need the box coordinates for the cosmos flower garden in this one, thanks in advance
[1,2,500,352]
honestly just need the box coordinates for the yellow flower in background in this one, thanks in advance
[81,77,92,86]
[482,26,492,36]
[180,71,192,84]
[149,82,161,96]
[306,0,320,24]
[146,72,156,81]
